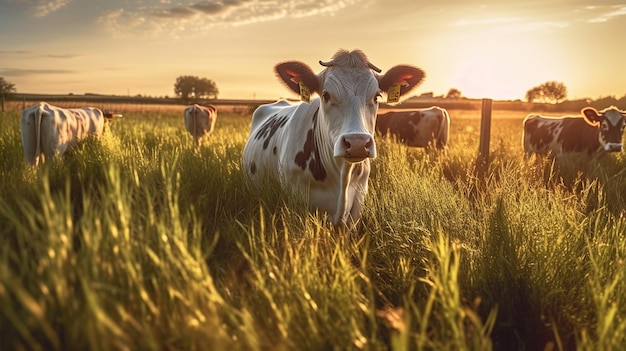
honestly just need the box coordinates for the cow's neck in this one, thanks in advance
[313,105,341,179]
[312,102,364,226]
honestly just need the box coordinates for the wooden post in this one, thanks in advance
[478,98,492,163]
[475,98,492,179]
[1,94,4,112]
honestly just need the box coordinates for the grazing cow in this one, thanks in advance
[242,49,425,226]
[184,104,217,150]
[21,102,118,166]
[522,106,626,156]
[376,106,450,149]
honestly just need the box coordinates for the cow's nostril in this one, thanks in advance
[343,137,351,149]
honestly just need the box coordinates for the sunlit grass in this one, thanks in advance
[1,106,626,350]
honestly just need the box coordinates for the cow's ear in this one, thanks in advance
[582,107,602,126]
[275,61,320,96]
[378,65,425,98]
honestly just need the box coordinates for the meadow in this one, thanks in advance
[1,102,626,351]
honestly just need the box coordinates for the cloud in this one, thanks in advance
[9,0,73,17]
[0,68,77,76]
[98,0,365,37]
[453,15,569,33]
[42,54,82,59]
[454,17,524,27]
[587,5,626,23]
[0,50,33,55]
[191,0,248,15]
[0,51,81,59]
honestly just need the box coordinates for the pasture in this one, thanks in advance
[1,102,626,350]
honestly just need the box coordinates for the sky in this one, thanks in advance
[1,0,625,101]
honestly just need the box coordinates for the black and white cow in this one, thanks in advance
[242,49,425,226]
[522,106,626,156]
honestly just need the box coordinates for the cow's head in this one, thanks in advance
[582,106,626,152]
[103,111,123,133]
[275,49,424,163]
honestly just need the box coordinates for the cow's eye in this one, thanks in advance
[374,93,382,103]
[322,91,331,103]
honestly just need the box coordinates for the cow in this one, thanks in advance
[376,106,450,149]
[522,106,626,156]
[242,49,425,226]
[20,102,119,166]
[184,104,217,150]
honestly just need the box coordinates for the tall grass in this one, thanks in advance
[1,106,626,350]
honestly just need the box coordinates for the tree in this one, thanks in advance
[0,77,16,95]
[525,81,567,103]
[174,75,219,101]
[525,87,541,103]
[446,88,462,99]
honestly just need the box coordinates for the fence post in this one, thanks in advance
[475,98,492,179]
[1,94,4,112]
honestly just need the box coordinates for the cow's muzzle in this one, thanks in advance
[604,143,623,152]
[336,133,376,161]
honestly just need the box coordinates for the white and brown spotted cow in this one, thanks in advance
[21,102,119,166]
[522,106,626,156]
[376,106,450,149]
[184,104,217,150]
[242,49,425,226]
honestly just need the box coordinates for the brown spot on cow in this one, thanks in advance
[254,114,288,150]
[524,118,556,151]
[294,109,327,181]
[557,119,599,152]
[376,111,421,143]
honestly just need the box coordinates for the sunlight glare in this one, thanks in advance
[445,21,563,100]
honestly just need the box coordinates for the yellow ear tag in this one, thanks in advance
[387,83,401,103]
[299,82,311,103]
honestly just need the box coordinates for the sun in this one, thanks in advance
[444,22,561,101]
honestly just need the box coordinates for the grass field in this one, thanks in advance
[1,102,626,350]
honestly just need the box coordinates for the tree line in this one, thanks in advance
[1,76,625,111]
[444,81,567,104]
[444,80,626,111]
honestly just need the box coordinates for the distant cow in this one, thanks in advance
[376,106,450,149]
[21,102,119,166]
[184,104,217,150]
[522,106,626,156]
[242,49,425,226]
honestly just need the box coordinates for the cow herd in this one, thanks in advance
[18,49,626,226]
